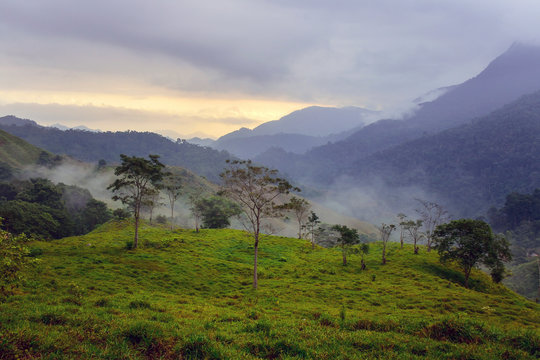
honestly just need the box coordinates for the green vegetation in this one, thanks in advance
[1,220,538,359]
[0,178,111,239]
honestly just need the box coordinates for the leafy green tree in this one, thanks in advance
[378,223,395,264]
[332,225,360,266]
[0,200,61,239]
[358,243,370,270]
[281,196,311,239]
[16,178,63,209]
[80,199,111,233]
[0,219,38,297]
[108,154,165,249]
[195,196,242,229]
[303,211,321,249]
[220,160,298,289]
[433,219,512,288]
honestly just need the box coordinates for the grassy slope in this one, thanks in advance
[1,221,538,359]
[0,129,44,168]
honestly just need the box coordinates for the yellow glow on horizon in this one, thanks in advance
[1,90,322,137]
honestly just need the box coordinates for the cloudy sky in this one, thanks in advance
[0,1,539,138]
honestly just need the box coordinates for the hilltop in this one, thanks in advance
[1,221,538,359]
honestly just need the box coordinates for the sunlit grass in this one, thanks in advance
[1,220,538,359]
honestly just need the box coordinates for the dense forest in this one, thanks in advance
[0,120,232,182]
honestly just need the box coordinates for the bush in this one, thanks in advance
[178,334,221,360]
[155,215,167,224]
[113,208,131,220]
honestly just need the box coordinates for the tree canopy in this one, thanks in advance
[433,219,511,288]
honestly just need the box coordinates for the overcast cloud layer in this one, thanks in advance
[0,0,539,137]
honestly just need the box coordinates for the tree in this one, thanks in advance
[195,195,242,229]
[303,211,321,249]
[433,219,512,288]
[0,218,38,297]
[416,199,448,252]
[80,199,111,233]
[220,160,298,289]
[397,213,407,249]
[162,172,183,230]
[358,243,370,270]
[142,188,162,224]
[378,223,395,264]
[403,219,424,254]
[281,196,311,239]
[188,187,205,233]
[108,154,165,249]
[332,225,360,266]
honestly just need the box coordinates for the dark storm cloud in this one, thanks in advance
[1,0,539,106]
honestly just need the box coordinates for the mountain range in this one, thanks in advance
[209,106,379,158]
[253,43,540,217]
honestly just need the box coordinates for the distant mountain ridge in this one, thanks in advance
[0,117,233,182]
[255,43,540,186]
[212,106,379,158]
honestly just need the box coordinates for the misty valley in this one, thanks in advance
[1,44,540,359]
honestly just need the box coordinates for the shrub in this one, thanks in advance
[155,215,167,224]
[178,334,221,360]
[129,300,151,309]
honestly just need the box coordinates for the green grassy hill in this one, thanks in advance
[0,128,46,170]
[1,221,538,359]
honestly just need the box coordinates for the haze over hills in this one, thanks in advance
[0,116,233,182]
[255,43,540,184]
[211,106,379,158]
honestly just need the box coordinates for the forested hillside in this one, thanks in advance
[0,118,233,182]
[255,43,540,188]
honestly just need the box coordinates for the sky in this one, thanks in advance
[0,1,539,139]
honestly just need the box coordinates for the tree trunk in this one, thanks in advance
[253,233,259,289]
[426,236,432,252]
[382,243,387,264]
[464,268,471,288]
[342,245,347,266]
[298,223,302,239]
[134,214,139,249]
[361,258,366,270]
[400,231,403,249]
[170,205,174,231]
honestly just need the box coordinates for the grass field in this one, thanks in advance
[1,220,538,359]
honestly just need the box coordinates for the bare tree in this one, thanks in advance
[397,213,407,249]
[281,196,311,239]
[403,219,424,254]
[415,199,449,252]
[162,172,182,230]
[378,223,396,264]
[220,160,298,289]
[188,189,204,233]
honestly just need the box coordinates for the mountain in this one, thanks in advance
[348,90,540,217]
[0,117,233,182]
[1,221,538,359]
[212,106,379,158]
[256,43,540,184]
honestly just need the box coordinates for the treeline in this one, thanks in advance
[0,178,111,239]
[0,123,233,182]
